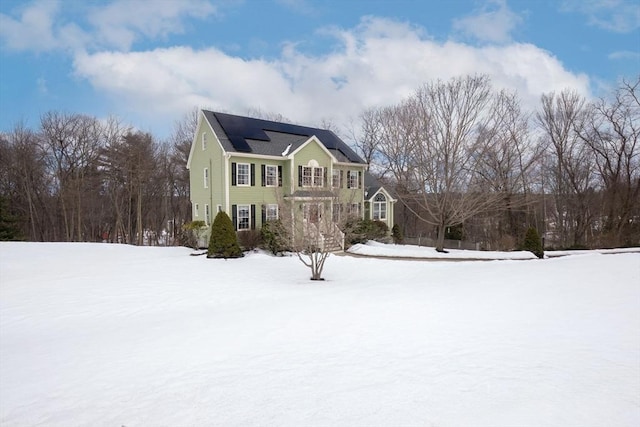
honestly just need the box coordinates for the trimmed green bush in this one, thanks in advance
[344,219,389,246]
[391,223,403,244]
[260,219,289,255]
[207,211,243,258]
[523,227,544,259]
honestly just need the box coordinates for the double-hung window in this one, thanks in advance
[266,204,278,221]
[347,170,360,189]
[332,169,341,188]
[313,167,324,187]
[373,193,387,221]
[301,166,324,187]
[202,132,207,150]
[237,163,250,186]
[237,205,250,230]
[265,165,278,187]
[302,166,313,187]
[204,167,209,188]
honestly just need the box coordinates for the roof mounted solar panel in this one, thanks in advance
[211,111,365,163]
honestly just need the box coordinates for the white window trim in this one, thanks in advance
[332,169,341,188]
[205,204,210,226]
[202,132,207,151]
[266,204,279,221]
[237,204,250,230]
[237,163,250,187]
[204,167,209,189]
[265,164,278,187]
[373,203,386,221]
[348,170,359,189]
[194,203,199,217]
[302,165,324,187]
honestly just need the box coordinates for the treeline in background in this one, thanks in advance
[1,75,638,250]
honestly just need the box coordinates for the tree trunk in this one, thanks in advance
[436,222,447,253]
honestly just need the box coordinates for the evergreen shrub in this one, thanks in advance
[523,227,544,259]
[391,224,403,244]
[207,211,243,258]
[260,219,289,255]
[344,219,389,246]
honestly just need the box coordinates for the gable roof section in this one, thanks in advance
[203,110,365,164]
[364,171,396,202]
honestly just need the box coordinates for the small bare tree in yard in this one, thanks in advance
[277,189,346,281]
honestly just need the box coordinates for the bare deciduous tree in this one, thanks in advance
[537,90,596,247]
[40,112,104,241]
[576,77,640,246]
[372,75,503,251]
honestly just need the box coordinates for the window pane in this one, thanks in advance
[238,205,250,230]
[237,164,249,185]
[348,171,358,188]
[266,204,278,221]
[302,166,312,186]
[313,167,323,187]
[265,165,277,186]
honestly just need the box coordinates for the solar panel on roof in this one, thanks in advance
[210,111,364,163]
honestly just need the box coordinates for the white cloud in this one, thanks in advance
[608,50,640,60]
[73,17,591,137]
[452,0,523,44]
[561,0,640,33]
[87,0,217,51]
[0,0,63,52]
[0,0,217,53]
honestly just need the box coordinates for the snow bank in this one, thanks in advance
[348,241,538,259]
[1,242,639,426]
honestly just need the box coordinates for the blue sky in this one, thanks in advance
[1,0,638,139]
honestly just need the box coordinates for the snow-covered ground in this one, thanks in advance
[1,242,639,426]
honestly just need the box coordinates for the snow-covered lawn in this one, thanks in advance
[1,242,639,426]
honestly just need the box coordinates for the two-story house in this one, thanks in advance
[186,110,395,249]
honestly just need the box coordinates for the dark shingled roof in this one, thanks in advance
[203,110,365,164]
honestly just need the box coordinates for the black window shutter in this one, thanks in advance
[278,166,283,187]
[231,205,238,230]
[261,204,266,224]
[231,163,237,186]
[323,168,327,187]
[298,165,303,187]
[261,164,265,187]
[358,171,362,189]
[340,170,344,188]
[250,164,255,186]
[250,204,256,230]
[346,170,351,188]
